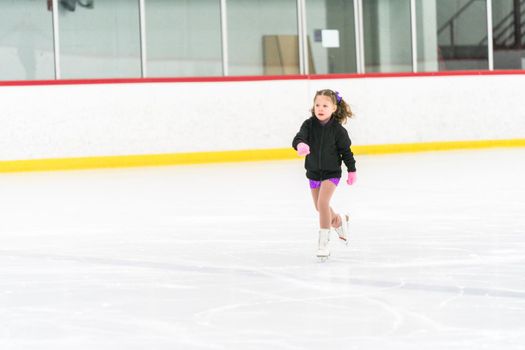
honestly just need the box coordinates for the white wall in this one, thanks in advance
[227,0,299,76]
[306,0,329,74]
[417,0,439,72]
[377,0,412,72]
[1,74,524,161]
[0,0,55,80]
[146,0,222,77]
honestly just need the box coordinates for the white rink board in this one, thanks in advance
[1,75,525,161]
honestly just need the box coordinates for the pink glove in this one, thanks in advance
[347,172,357,185]
[297,142,310,156]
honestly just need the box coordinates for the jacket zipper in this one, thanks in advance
[319,126,325,179]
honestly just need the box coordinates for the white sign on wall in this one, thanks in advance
[321,30,340,48]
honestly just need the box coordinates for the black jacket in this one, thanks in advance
[292,116,356,180]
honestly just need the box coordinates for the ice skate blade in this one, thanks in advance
[316,251,330,262]
[317,256,329,262]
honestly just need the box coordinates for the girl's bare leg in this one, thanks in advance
[331,208,342,228]
[310,180,339,229]
[311,185,342,229]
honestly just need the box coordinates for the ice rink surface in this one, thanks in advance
[1,148,524,350]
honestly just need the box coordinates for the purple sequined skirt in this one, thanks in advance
[309,178,340,189]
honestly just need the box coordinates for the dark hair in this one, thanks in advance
[311,89,353,124]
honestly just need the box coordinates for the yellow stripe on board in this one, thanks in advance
[353,139,525,155]
[0,149,296,173]
[1,139,524,173]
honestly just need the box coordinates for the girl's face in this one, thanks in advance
[313,95,337,122]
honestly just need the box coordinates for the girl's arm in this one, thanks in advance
[337,127,356,172]
[292,120,310,150]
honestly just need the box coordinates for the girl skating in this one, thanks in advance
[292,89,357,260]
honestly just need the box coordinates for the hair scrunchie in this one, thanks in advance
[334,91,342,104]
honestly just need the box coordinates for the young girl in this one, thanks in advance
[292,89,356,260]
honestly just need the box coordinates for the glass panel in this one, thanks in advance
[363,0,412,73]
[305,0,357,74]
[227,0,299,76]
[0,0,55,81]
[59,0,141,79]
[416,0,439,71]
[417,0,488,72]
[492,0,525,69]
[145,0,222,77]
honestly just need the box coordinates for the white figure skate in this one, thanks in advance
[334,214,350,245]
[316,228,331,261]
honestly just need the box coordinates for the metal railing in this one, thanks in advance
[437,0,480,48]
[479,0,525,48]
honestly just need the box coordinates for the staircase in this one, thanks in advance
[438,0,525,61]
[481,0,525,49]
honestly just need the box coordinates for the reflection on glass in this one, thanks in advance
[146,0,222,77]
[0,0,54,81]
[363,0,412,73]
[417,0,488,71]
[228,0,298,76]
[59,0,141,79]
[491,0,525,69]
[305,0,357,74]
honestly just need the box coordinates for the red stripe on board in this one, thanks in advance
[308,70,525,79]
[1,70,525,87]
[0,75,307,87]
